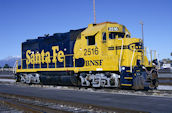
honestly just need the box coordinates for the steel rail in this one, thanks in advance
[0,94,69,113]
[0,92,143,113]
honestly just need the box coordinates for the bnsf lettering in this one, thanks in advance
[85,60,103,66]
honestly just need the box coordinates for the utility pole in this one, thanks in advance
[140,21,144,64]
[140,21,144,46]
[93,0,96,24]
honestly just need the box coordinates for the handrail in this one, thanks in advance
[130,49,136,73]
[118,39,123,72]
[13,60,18,74]
[147,48,150,65]
[156,52,160,69]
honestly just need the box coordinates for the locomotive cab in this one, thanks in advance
[74,22,158,89]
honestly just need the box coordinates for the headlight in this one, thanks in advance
[121,67,125,70]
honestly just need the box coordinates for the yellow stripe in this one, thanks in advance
[126,70,131,72]
[121,84,132,86]
[16,67,78,73]
[124,77,133,79]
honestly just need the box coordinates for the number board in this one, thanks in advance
[108,27,119,31]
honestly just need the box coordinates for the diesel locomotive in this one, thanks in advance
[15,22,159,90]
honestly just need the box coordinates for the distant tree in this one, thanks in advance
[3,64,10,68]
[162,58,172,64]
[44,34,49,37]
[171,52,172,56]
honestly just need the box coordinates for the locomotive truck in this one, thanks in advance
[15,22,159,90]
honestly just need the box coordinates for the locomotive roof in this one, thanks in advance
[82,24,105,36]
[82,22,119,36]
[23,28,86,44]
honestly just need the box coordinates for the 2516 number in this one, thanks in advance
[84,47,98,56]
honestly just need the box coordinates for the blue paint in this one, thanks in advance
[21,28,85,69]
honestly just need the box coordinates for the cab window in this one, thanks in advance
[118,33,125,38]
[109,32,117,39]
[86,36,95,45]
[102,32,106,41]
[126,34,131,38]
[109,32,125,39]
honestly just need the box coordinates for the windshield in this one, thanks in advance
[109,32,125,39]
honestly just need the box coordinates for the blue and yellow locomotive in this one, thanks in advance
[15,22,158,89]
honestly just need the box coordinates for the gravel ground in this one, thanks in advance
[0,103,22,113]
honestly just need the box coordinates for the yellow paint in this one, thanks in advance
[45,52,51,63]
[26,50,31,64]
[121,84,132,86]
[30,53,35,64]
[124,77,133,79]
[58,51,64,62]
[52,46,59,63]
[16,22,152,74]
[25,46,65,65]
[126,70,130,72]
[35,53,41,64]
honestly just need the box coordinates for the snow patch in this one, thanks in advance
[158,85,172,90]
[0,79,16,83]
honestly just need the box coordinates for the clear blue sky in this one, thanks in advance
[0,0,171,60]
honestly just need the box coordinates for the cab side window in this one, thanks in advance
[109,32,117,39]
[102,32,106,41]
[86,36,95,45]
[118,33,125,38]
[126,34,131,38]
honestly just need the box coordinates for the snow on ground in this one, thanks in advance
[0,79,16,83]
[158,85,172,90]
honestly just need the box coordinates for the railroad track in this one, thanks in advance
[0,82,172,112]
[0,93,69,113]
[158,77,172,85]
[0,92,143,113]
